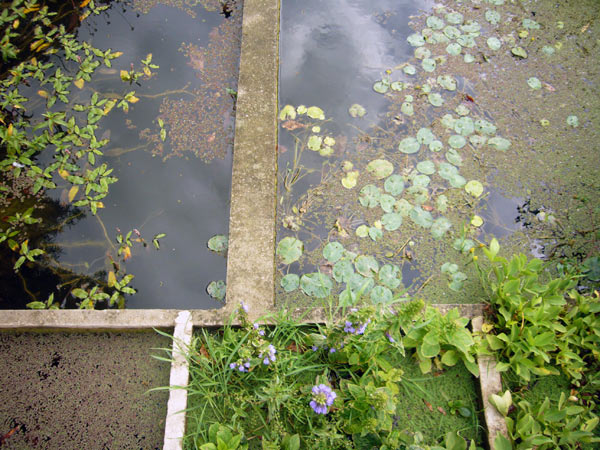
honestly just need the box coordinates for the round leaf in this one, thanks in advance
[207,234,228,252]
[428,93,444,106]
[348,103,366,118]
[431,217,452,239]
[281,274,300,292]
[359,184,382,207]
[399,137,420,154]
[333,259,354,283]
[380,194,396,213]
[381,213,403,231]
[300,273,333,298]
[410,206,434,228]
[207,280,226,301]
[367,159,394,179]
[355,255,379,277]
[277,237,304,264]
[384,174,405,195]
[371,286,392,304]
[448,135,467,149]
[417,160,435,175]
[465,180,484,198]
[379,264,401,289]
[323,241,345,263]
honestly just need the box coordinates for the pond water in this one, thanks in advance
[276,0,600,307]
[0,0,242,309]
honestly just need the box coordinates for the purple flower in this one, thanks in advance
[356,319,371,335]
[312,346,318,352]
[229,362,237,370]
[386,332,395,343]
[310,384,337,415]
[260,345,277,365]
[258,329,265,336]
[240,301,248,313]
[344,321,356,334]
[329,347,336,354]
[253,323,259,329]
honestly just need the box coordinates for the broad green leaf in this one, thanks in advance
[427,16,445,30]
[416,160,435,175]
[323,241,344,263]
[454,116,475,136]
[307,106,325,120]
[207,234,228,252]
[485,10,501,25]
[207,280,226,301]
[431,217,452,238]
[367,159,394,179]
[465,180,484,197]
[399,137,420,154]
[422,58,436,73]
[359,184,382,207]
[381,213,403,231]
[333,259,354,283]
[380,194,396,213]
[489,391,512,417]
[379,264,401,289]
[446,148,463,166]
[277,237,304,264]
[488,136,511,151]
[446,42,462,56]
[428,92,444,106]
[475,119,497,135]
[446,12,463,25]
[356,225,369,238]
[369,226,383,242]
[437,75,457,91]
[307,135,322,151]
[371,286,392,304]
[527,77,542,90]
[417,128,435,145]
[355,255,379,277]
[342,170,359,189]
[410,206,433,228]
[281,274,300,292]
[373,81,389,94]
[566,115,579,127]
[407,33,426,47]
[448,135,466,149]
[348,103,366,118]
[300,272,332,298]
[511,46,528,58]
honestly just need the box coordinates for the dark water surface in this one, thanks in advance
[1,1,242,309]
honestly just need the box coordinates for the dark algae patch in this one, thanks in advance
[0,331,171,449]
[275,0,599,308]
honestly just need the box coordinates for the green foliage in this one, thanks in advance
[197,424,247,450]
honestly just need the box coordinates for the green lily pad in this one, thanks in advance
[470,135,487,148]
[455,104,470,116]
[403,64,417,75]
[445,148,463,166]
[401,102,414,116]
[437,75,457,91]
[207,280,226,301]
[422,58,436,72]
[399,136,420,154]
[475,119,497,135]
[430,31,449,44]
[417,128,435,145]
[541,45,555,55]
[449,173,467,188]
[307,106,325,120]
[511,47,528,58]
[323,241,345,263]
[446,12,464,25]
[413,174,430,187]
[429,140,443,152]
[407,185,428,204]
[443,25,461,39]
[438,162,459,180]
[407,33,426,47]
[453,238,475,253]
[342,170,359,189]
[567,115,579,127]
[415,47,432,60]
[207,234,228,252]
[464,53,475,63]
[446,43,462,56]
[277,237,304,264]
[391,81,405,91]
[485,10,501,25]
[279,105,296,121]
[457,35,476,48]
[347,273,374,295]
[300,272,332,298]
[441,114,456,129]
[431,217,452,239]
[371,285,393,304]
[359,184,382,207]
[448,135,467,149]
[369,226,383,242]
[355,255,379,277]
[454,117,475,136]
[307,135,322,151]
[385,174,405,196]
[349,103,366,118]
[373,80,390,94]
[417,160,436,175]
[356,225,369,238]
[319,146,333,157]
[410,206,434,228]
[395,199,412,216]
[367,159,394,179]
[281,274,299,292]
[441,262,458,274]
[379,264,401,290]
[380,194,396,213]
[522,18,540,30]
[333,259,354,283]
[426,15,445,30]
[465,180,484,197]
[437,194,448,213]
[488,136,511,151]
[527,77,542,90]
[381,212,403,231]
[428,93,444,106]
[449,271,467,291]
[461,21,481,33]
[487,37,502,50]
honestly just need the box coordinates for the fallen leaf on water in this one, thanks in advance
[68,185,79,202]
[282,120,305,131]
[73,78,85,89]
[543,83,556,92]
[108,270,116,287]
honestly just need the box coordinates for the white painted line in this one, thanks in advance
[163,311,193,450]
[472,316,509,449]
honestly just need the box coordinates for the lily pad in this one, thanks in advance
[567,115,579,127]
[385,174,405,196]
[277,237,304,264]
[485,10,501,25]
[449,174,467,188]
[381,213,403,231]
[380,194,396,213]
[371,286,393,304]
[207,234,228,252]
[457,35,476,48]
[445,148,463,166]
[541,45,555,55]
[401,102,414,116]
[307,106,325,120]
[323,241,345,263]
[453,238,475,253]
[407,186,428,204]
[527,77,542,90]
[395,199,412,216]
[356,225,369,238]
[446,43,462,56]
[454,117,475,136]
[413,174,430,187]
[355,255,379,277]
[461,21,481,33]
[511,47,528,58]
[469,135,487,148]
[449,272,467,291]
[333,259,354,283]
[431,217,452,239]
[429,140,443,152]
[415,47,431,60]
[347,273,374,295]
[349,103,366,118]
[417,160,436,175]
[369,226,383,242]
[359,184,382,207]
[279,105,296,121]
[379,264,401,290]
[438,162,459,180]
[391,81,405,91]
[367,159,394,179]
[446,12,464,25]
[300,272,332,298]
[465,180,484,197]
[441,263,458,274]
[417,128,435,145]
[403,64,417,75]
[427,15,445,30]
[399,136,420,154]
[455,104,470,116]
[281,274,300,292]
[437,75,457,91]
[475,119,497,135]
[443,25,461,39]
[407,33,426,47]
[437,194,448,213]
[207,280,226,301]
[422,58,436,72]
[522,18,540,30]
[342,170,359,189]
[464,53,475,63]
[471,215,484,227]
[448,135,467,149]
[441,114,456,129]
[410,206,434,228]
[488,136,511,151]
[373,80,390,94]
[428,93,444,106]
[487,37,502,50]
[307,135,322,151]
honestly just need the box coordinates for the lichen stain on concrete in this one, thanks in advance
[0,331,171,449]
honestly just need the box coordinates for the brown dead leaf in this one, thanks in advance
[437,406,447,415]
[423,400,433,412]
[282,120,305,131]
[198,344,210,359]
[287,342,300,353]
[543,83,556,92]
[277,145,288,154]
[422,204,434,212]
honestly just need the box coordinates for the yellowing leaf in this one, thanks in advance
[143,67,151,77]
[73,78,85,89]
[112,51,123,58]
[80,11,90,21]
[12,19,20,29]
[36,42,50,53]
[122,246,132,261]
[481,323,494,333]
[95,201,104,209]
[7,123,13,136]
[107,270,116,287]
[23,6,40,13]
[58,169,69,179]
[103,100,116,115]
[120,70,130,82]
[80,0,91,8]
[68,185,79,203]
[128,95,139,104]
[37,90,48,98]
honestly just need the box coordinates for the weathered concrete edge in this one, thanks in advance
[472,316,509,450]
[163,311,194,450]
[224,0,280,322]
